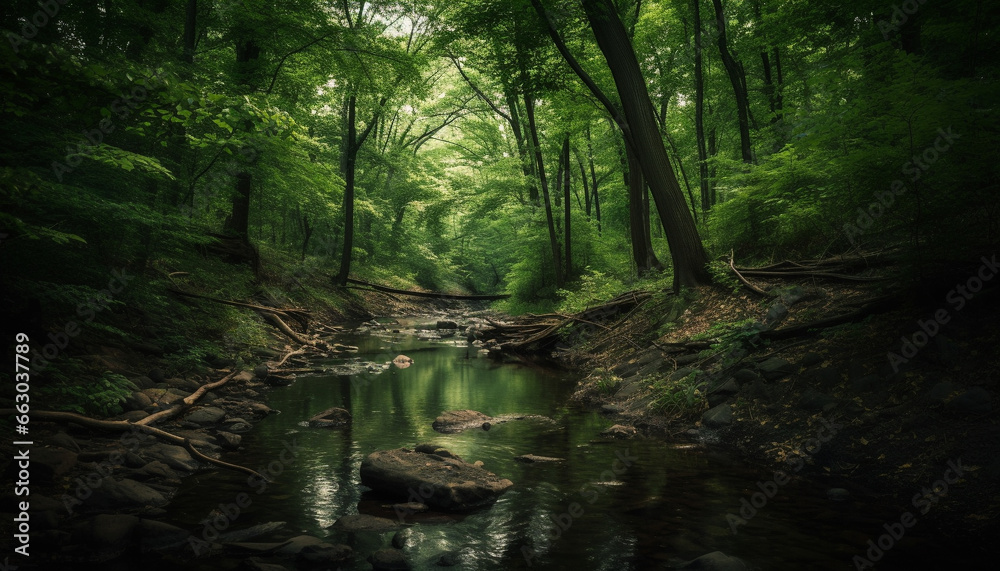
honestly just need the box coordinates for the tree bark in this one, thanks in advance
[577,0,710,289]
[524,91,563,287]
[710,0,753,164]
[562,135,572,278]
[692,0,711,211]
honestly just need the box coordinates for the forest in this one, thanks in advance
[1,0,998,569]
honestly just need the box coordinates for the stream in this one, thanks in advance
[162,318,979,570]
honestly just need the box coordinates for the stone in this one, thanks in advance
[799,352,823,367]
[799,388,838,412]
[80,514,139,547]
[702,404,732,428]
[131,376,156,390]
[431,410,493,433]
[296,542,353,567]
[274,535,326,555]
[434,551,462,566]
[513,454,565,463]
[414,443,464,461]
[924,381,958,404]
[254,364,270,380]
[678,551,750,570]
[147,368,165,383]
[368,548,411,570]
[601,424,637,438]
[392,528,414,549]
[131,460,179,482]
[331,514,401,533]
[218,431,242,449]
[32,446,77,481]
[732,368,759,385]
[827,488,851,501]
[184,406,227,425]
[308,406,352,428]
[240,557,289,571]
[140,443,200,472]
[757,358,796,380]
[436,320,459,329]
[88,478,169,510]
[360,448,513,511]
[851,374,881,393]
[947,387,992,414]
[126,391,152,411]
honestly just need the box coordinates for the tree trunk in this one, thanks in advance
[579,0,710,289]
[335,95,358,286]
[505,89,538,203]
[710,0,753,164]
[693,0,711,211]
[626,144,661,273]
[183,0,197,64]
[562,136,572,278]
[524,91,563,287]
[224,36,260,243]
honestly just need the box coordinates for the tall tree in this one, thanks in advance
[532,0,711,289]
[710,0,753,164]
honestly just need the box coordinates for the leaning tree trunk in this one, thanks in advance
[580,0,710,289]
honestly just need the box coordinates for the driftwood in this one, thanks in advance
[345,277,510,300]
[480,290,651,352]
[261,312,313,345]
[0,409,269,482]
[729,251,769,296]
[275,345,309,368]
[136,370,239,426]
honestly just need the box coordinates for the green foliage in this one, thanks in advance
[649,371,707,418]
[556,267,628,314]
[590,367,622,395]
[39,372,137,417]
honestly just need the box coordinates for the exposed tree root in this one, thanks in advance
[136,370,239,426]
[480,290,652,352]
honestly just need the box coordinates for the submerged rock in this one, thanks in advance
[677,550,750,570]
[360,447,513,511]
[514,454,565,463]
[307,406,352,428]
[431,410,493,433]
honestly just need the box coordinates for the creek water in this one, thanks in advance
[164,321,980,570]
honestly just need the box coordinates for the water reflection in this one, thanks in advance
[163,329,985,570]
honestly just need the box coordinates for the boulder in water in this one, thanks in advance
[360,447,513,511]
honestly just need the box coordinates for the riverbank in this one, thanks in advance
[557,280,999,557]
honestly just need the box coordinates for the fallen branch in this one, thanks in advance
[729,251,769,296]
[261,312,313,346]
[137,370,239,427]
[759,293,901,340]
[275,345,309,368]
[0,409,270,482]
